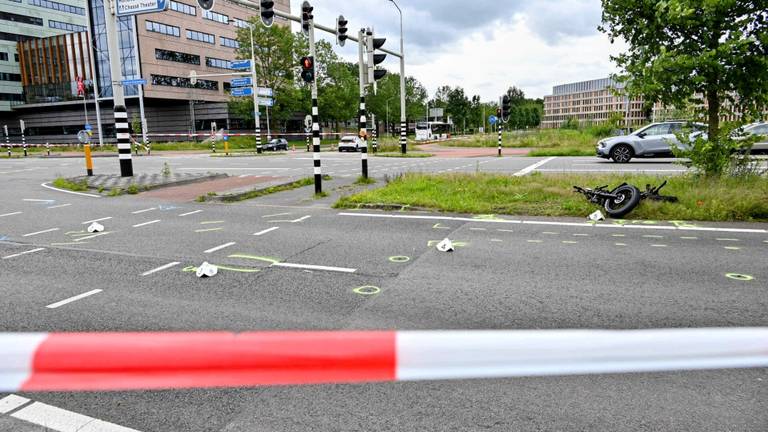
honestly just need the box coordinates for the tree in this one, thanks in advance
[600,0,768,175]
[505,86,526,107]
[446,87,471,131]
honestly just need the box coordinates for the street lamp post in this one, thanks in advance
[388,0,406,154]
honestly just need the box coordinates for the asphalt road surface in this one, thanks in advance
[1,152,766,431]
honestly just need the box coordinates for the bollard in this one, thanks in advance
[84,143,94,176]
[4,125,9,158]
[224,139,229,156]
[22,131,27,157]
[212,141,216,153]
[46,142,50,156]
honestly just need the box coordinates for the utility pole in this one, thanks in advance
[248,24,262,154]
[357,28,368,179]
[303,1,322,193]
[104,0,132,176]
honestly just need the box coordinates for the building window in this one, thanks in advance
[220,36,239,48]
[151,74,218,91]
[0,72,21,81]
[202,9,228,24]
[145,20,180,37]
[28,0,85,15]
[233,18,248,28]
[49,20,87,32]
[0,93,23,101]
[14,53,19,61]
[186,30,214,44]
[0,11,43,26]
[169,0,195,16]
[155,48,200,65]
[0,52,7,61]
[205,57,231,69]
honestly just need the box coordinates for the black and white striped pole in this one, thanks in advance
[103,0,132,177]
[302,2,322,194]
[497,120,502,157]
[4,125,9,158]
[114,106,133,176]
[20,120,26,157]
[499,95,510,158]
[357,29,369,178]
[371,113,377,154]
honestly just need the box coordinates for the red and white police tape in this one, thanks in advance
[2,328,767,392]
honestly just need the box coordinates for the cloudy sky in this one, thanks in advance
[288,0,627,102]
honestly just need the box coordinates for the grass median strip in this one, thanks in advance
[334,172,768,222]
[216,175,331,202]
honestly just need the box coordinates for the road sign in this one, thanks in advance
[230,60,251,70]
[121,78,147,86]
[116,0,167,16]
[223,135,229,141]
[77,130,90,144]
[231,87,253,97]
[429,107,444,119]
[259,98,274,107]
[84,123,92,131]
[257,87,273,97]
[488,115,498,125]
[230,77,252,87]
[304,115,312,129]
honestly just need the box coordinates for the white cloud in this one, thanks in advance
[289,0,625,100]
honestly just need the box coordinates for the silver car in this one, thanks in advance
[737,122,768,152]
[597,121,706,163]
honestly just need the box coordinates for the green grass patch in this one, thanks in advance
[355,176,376,185]
[447,129,603,153]
[334,172,768,222]
[107,188,123,197]
[528,148,595,157]
[221,175,332,202]
[52,177,89,192]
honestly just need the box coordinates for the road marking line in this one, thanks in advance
[612,234,625,237]
[254,227,279,236]
[490,239,503,242]
[50,242,89,246]
[615,243,627,246]
[572,233,589,237]
[272,262,356,273]
[195,227,223,232]
[2,248,45,259]
[81,217,112,224]
[716,238,739,242]
[263,212,291,218]
[11,400,141,432]
[0,394,31,414]
[200,220,224,225]
[469,227,487,231]
[680,236,698,240]
[22,228,59,237]
[0,211,22,217]
[179,210,203,217]
[542,232,558,235]
[562,240,578,244]
[497,229,514,232]
[643,235,664,238]
[338,212,768,234]
[272,215,312,223]
[527,240,542,243]
[23,198,54,203]
[132,220,160,228]
[46,203,72,209]
[41,182,101,198]
[204,241,236,253]
[513,156,557,176]
[651,244,668,247]
[131,207,157,214]
[142,262,180,276]
[46,289,102,309]
[74,232,111,242]
[724,246,741,250]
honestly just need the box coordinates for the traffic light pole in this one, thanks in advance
[248,24,262,154]
[104,0,132,176]
[357,29,368,179]
[309,18,322,194]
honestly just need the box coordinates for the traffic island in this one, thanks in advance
[50,173,227,196]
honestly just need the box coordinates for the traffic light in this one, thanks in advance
[260,0,274,27]
[300,56,315,83]
[366,29,387,85]
[501,95,511,120]
[197,0,214,10]
[336,15,348,47]
[301,1,313,36]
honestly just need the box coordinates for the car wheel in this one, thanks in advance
[610,144,633,163]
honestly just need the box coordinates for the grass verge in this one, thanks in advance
[218,175,332,202]
[447,129,604,155]
[355,176,376,185]
[334,172,768,222]
[528,148,595,157]
[52,177,89,191]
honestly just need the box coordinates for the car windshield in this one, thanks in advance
[341,137,355,142]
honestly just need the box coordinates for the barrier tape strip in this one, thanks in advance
[2,328,766,392]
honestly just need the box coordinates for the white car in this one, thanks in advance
[338,135,366,152]
[735,122,768,152]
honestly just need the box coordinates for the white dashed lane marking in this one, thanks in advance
[204,241,236,254]
[81,217,112,225]
[254,227,279,236]
[142,262,180,276]
[46,289,102,309]
[132,220,161,228]
[2,248,45,259]
[179,210,203,217]
[22,228,59,237]
[131,207,157,214]
[0,211,22,217]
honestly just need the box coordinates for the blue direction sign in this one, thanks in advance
[257,87,273,97]
[116,0,166,16]
[231,77,252,87]
[259,98,274,107]
[122,78,147,86]
[84,123,92,131]
[230,60,251,70]
[231,87,253,97]
[488,115,498,125]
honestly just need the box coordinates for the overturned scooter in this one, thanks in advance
[573,180,677,218]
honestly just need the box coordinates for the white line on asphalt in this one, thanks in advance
[338,212,768,234]
[573,233,589,237]
[680,236,698,240]
[497,229,514,232]
[724,246,741,250]
[716,238,740,242]
[0,211,22,217]
[179,210,203,217]
[46,203,72,209]
[11,400,141,432]
[615,243,627,246]
[2,248,45,259]
[254,227,279,236]
[204,241,236,253]
[272,262,356,273]
[513,157,557,176]
[23,198,54,202]
[22,228,59,237]
[536,169,686,173]
[132,220,161,228]
[0,394,31,414]
[262,212,291,218]
[469,227,486,231]
[643,235,664,239]
[142,262,180,276]
[45,289,102,309]
[41,182,101,198]
[272,215,311,223]
[651,244,668,248]
[131,207,157,214]
[74,232,111,242]
[81,217,113,225]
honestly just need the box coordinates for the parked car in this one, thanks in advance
[596,121,707,162]
[734,122,768,153]
[264,138,288,151]
[338,135,365,152]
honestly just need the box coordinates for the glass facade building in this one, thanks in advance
[88,0,139,98]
